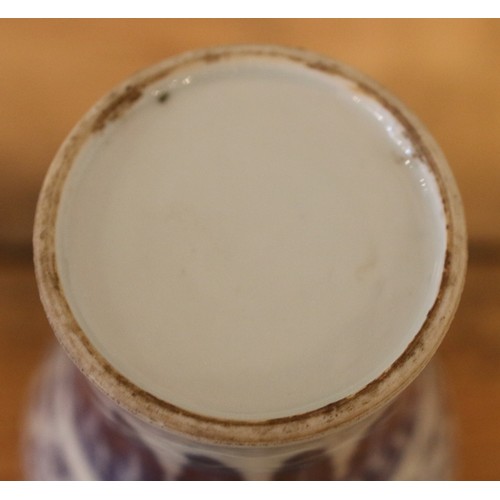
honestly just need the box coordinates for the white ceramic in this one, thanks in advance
[26,45,466,479]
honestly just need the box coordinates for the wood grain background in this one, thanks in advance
[0,19,499,480]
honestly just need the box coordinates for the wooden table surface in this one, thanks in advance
[1,19,499,480]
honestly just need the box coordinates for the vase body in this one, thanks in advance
[27,45,467,481]
[24,345,453,480]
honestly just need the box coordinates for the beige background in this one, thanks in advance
[0,19,499,480]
